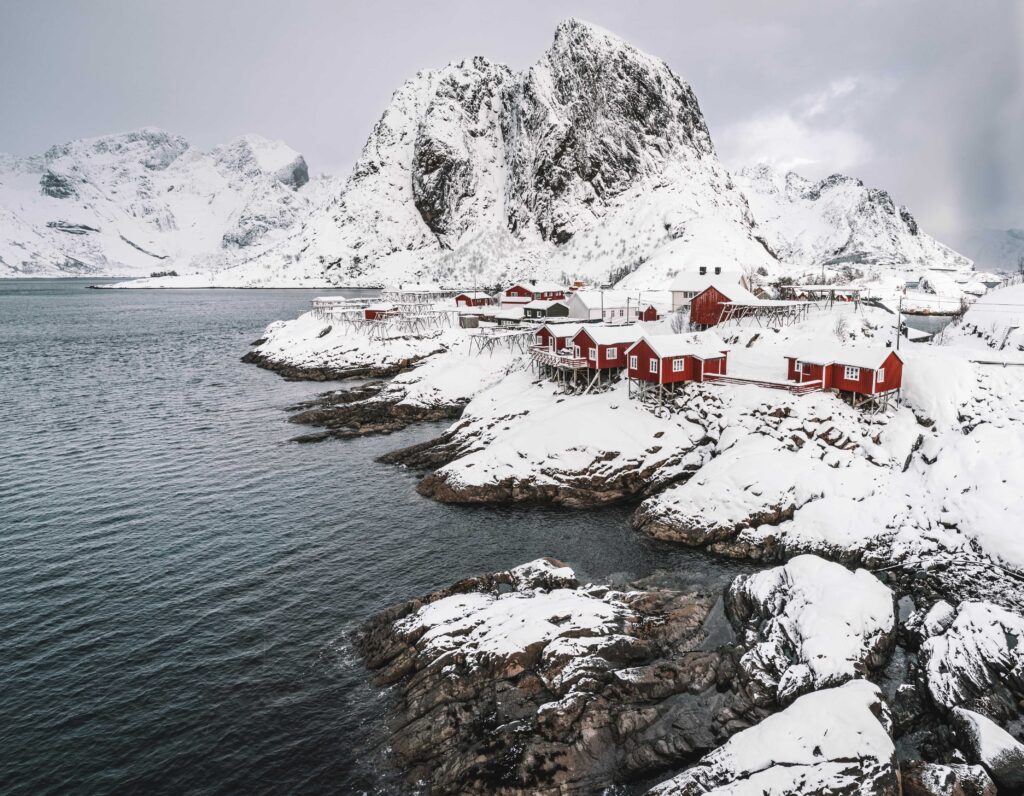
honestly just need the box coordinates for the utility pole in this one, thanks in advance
[895,296,902,350]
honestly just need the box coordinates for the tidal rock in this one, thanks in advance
[358,558,766,794]
[950,707,1024,792]
[725,555,896,706]
[920,600,1024,721]
[646,680,899,796]
[900,760,996,796]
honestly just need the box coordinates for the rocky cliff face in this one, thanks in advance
[734,163,971,274]
[0,128,321,277]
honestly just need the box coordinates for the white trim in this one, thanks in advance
[607,346,618,359]
[589,347,598,361]
[877,367,885,382]
[650,358,659,373]
[628,355,638,370]
[672,357,685,372]
[844,365,861,381]
[573,345,581,358]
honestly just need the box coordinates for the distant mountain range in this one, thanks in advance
[959,229,1024,274]
[0,20,983,286]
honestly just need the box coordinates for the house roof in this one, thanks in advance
[365,302,397,311]
[574,324,645,346]
[524,299,568,310]
[506,280,565,294]
[491,307,525,319]
[539,322,586,339]
[670,270,745,292]
[789,346,902,370]
[569,289,651,309]
[627,333,729,360]
[699,282,760,303]
[456,291,492,299]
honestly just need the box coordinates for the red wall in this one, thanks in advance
[639,306,659,321]
[627,340,726,383]
[456,295,492,306]
[690,287,730,327]
[787,352,903,394]
[572,329,631,369]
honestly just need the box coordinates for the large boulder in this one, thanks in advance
[950,707,1024,792]
[646,680,899,796]
[725,555,896,705]
[899,760,995,796]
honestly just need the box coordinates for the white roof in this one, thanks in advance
[670,270,745,292]
[574,324,645,345]
[365,302,397,311]
[569,289,649,309]
[627,332,729,360]
[524,299,568,309]
[790,345,901,369]
[507,280,565,293]
[702,282,760,303]
[491,307,525,319]
[456,290,492,299]
[539,322,586,339]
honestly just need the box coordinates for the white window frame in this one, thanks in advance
[573,345,581,358]
[628,355,638,369]
[877,367,885,382]
[589,347,598,361]
[535,334,544,346]
[607,347,618,359]
[844,365,861,381]
[801,361,813,374]
[672,357,685,373]
[650,358,659,373]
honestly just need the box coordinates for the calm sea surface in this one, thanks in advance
[0,280,753,794]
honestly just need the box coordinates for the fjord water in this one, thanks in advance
[0,280,753,794]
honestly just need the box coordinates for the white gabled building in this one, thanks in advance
[566,289,653,322]
[670,267,750,310]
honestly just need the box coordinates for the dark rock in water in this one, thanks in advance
[240,348,438,381]
[900,760,995,796]
[357,558,768,795]
[378,433,465,469]
[285,383,465,441]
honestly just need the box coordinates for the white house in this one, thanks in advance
[566,289,651,322]
[670,267,749,311]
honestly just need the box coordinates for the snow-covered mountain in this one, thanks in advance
[0,128,331,278]
[733,164,971,276]
[180,19,777,289]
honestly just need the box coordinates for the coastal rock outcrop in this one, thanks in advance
[725,555,896,706]
[646,680,900,796]
[357,558,768,794]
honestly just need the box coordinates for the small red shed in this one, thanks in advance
[786,347,904,396]
[533,322,585,352]
[626,334,729,385]
[364,302,396,320]
[690,283,759,328]
[571,325,645,369]
[455,291,495,307]
[639,304,661,322]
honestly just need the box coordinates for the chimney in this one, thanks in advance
[714,266,721,275]
[699,266,706,276]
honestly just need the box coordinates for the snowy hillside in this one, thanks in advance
[734,164,971,278]
[961,228,1024,274]
[0,128,331,279]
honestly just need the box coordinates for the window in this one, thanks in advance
[619,308,624,317]
[589,347,598,361]
[877,368,885,382]
[650,358,659,373]
[672,358,685,372]
[629,355,638,369]
[607,347,618,359]
[535,334,544,346]
[844,365,861,381]
[802,362,813,374]
[573,345,581,358]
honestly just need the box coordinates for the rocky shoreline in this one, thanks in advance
[241,347,434,382]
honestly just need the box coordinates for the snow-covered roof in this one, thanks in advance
[574,324,645,345]
[523,299,568,309]
[539,322,586,339]
[455,290,492,299]
[365,302,397,311]
[491,307,525,319]
[700,282,759,303]
[627,333,729,360]
[569,289,647,309]
[670,270,745,292]
[506,280,565,294]
[789,345,901,369]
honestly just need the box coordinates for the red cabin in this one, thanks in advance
[786,348,903,396]
[571,325,645,370]
[626,335,729,385]
[501,281,567,306]
[690,283,759,328]
[533,322,585,352]
[639,304,661,322]
[364,303,396,320]
[455,291,494,307]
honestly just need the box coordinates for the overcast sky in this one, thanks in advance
[2,0,1021,245]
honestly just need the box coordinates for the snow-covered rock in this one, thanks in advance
[950,707,1024,792]
[0,128,328,279]
[646,680,899,796]
[726,555,896,705]
[899,760,995,796]
[920,600,1024,718]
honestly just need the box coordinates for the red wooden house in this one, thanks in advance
[626,334,729,387]
[364,302,397,320]
[786,347,903,397]
[455,291,495,307]
[639,304,661,322]
[571,325,645,369]
[690,283,759,328]
[501,280,567,306]
[533,322,585,352]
